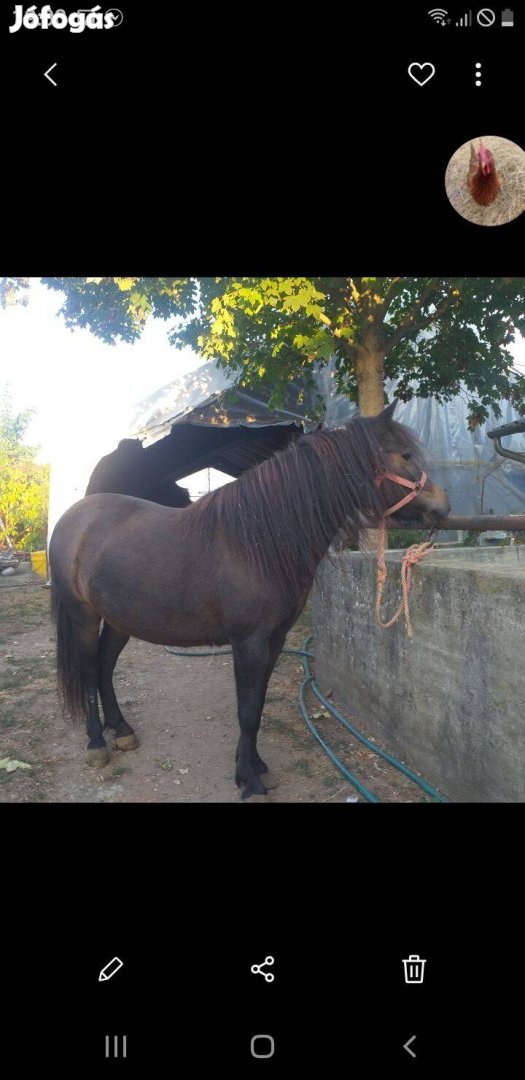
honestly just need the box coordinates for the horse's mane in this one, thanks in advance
[185,416,426,600]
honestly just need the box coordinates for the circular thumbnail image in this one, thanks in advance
[445,135,525,226]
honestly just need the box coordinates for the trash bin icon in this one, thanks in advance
[403,954,426,984]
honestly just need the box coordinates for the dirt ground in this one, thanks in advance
[0,566,437,803]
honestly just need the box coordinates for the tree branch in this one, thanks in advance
[381,276,402,309]
[386,282,457,350]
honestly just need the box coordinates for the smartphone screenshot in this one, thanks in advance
[2,4,523,1073]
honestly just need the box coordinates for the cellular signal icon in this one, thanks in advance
[455,9,472,25]
[428,8,448,24]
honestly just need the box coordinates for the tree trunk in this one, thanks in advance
[356,334,386,549]
[0,513,14,548]
[356,334,386,416]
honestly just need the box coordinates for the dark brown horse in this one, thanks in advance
[86,438,192,507]
[49,402,450,799]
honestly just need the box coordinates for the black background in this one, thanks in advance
[4,809,522,1070]
[4,3,525,270]
[2,4,524,1073]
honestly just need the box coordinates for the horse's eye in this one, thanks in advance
[402,451,412,460]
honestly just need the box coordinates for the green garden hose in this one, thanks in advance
[164,640,448,802]
[298,636,447,803]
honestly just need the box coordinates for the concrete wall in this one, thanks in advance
[313,546,525,802]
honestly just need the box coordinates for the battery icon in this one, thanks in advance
[501,8,514,25]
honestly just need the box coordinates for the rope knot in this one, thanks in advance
[375,522,435,639]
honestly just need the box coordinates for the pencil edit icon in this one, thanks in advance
[98,957,124,982]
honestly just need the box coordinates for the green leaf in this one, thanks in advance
[0,758,32,772]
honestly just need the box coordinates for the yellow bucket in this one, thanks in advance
[31,550,47,578]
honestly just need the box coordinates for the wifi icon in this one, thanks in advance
[428,7,449,23]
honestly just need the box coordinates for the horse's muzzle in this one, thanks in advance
[392,502,450,529]
[421,502,450,527]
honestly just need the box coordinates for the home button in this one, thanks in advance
[250,1035,275,1059]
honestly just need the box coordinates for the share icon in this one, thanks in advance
[250,956,275,982]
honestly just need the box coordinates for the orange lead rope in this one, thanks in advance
[375,521,435,639]
[373,467,435,639]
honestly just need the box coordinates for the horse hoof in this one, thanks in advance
[114,734,139,752]
[241,778,268,800]
[87,747,110,767]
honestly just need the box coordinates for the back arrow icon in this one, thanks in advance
[44,63,57,86]
[403,1035,417,1058]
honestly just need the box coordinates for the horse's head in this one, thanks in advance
[370,401,450,529]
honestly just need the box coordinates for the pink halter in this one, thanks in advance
[375,468,428,517]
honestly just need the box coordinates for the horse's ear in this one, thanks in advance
[380,401,397,423]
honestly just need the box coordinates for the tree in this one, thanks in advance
[0,277,30,309]
[32,276,525,426]
[0,391,49,550]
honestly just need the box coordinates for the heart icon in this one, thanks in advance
[408,62,436,87]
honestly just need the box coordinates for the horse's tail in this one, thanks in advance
[50,582,89,720]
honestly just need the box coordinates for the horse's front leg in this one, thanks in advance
[231,635,271,800]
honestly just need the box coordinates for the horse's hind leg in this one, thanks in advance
[97,622,139,752]
[74,610,109,767]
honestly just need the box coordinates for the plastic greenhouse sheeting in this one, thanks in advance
[128,360,525,520]
[128,363,319,444]
[316,368,525,519]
